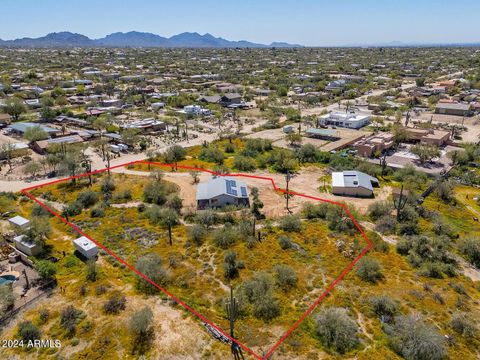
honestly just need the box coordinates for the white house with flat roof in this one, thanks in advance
[14,235,43,256]
[8,215,30,229]
[73,236,99,259]
[318,112,370,129]
[332,171,379,198]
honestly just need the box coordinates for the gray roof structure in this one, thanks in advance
[8,122,60,135]
[435,102,471,111]
[332,171,379,191]
[196,177,249,200]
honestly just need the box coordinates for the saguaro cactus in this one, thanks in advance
[225,286,244,360]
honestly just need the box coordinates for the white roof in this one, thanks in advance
[332,171,379,191]
[320,112,370,123]
[14,234,35,249]
[8,215,30,227]
[73,236,97,251]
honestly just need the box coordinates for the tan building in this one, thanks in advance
[353,133,395,157]
[421,130,451,146]
[405,128,450,146]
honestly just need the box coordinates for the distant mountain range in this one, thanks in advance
[0,31,303,48]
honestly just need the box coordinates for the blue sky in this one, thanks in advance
[1,0,480,46]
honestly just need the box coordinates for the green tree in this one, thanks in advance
[24,125,48,142]
[3,97,26,122]
[164,145,186,170]
[41,106,56,121]
[22,216,51,247]
[35,260,57,280]
[411,143,440,164]
[23,161,42,178]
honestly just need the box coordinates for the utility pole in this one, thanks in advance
[285,171,295,214]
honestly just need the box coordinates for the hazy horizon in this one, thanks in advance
[1,0,480,46]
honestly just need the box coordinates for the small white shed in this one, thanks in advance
[73,236,99,259]
[8,215,30,229]
[14,235,43,256]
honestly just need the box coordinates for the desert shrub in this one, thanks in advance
[368,232,389,253]
[213,223,237,249]
[241,138,272,157]
[195,209,217,228]
[0,285,15,316]
[420,262,446,279]
[436,181,454,203]
[233,156,257,171]
[240,272,280,321]
[278,215,302,232]
[143,181,168,205]
[135,254,169,294]
[278,235,292,250]
[100,177,116,193]
[459,237,480,268]
[129,306,154,354]
[369,295,398,323]
[188,224,206,245]
[31,203,53,217]
[77,190,99,208]
[393,165,428,190]
[113,189,132,201]
[267,148,298,173]
[86,259,97,281]
[375,215,397,234]
[237,219,254,237]
[450,312,478,338]
[224,142,236,153]
[199,146,225,164]
[223,251,239,279]
[60,305,83,336]
[274,265,297,290]
[90,203,106,217]
[325,205,356,233]
[63,201,83,217]
[301,202,331,219]
[397,235,455,277]
[315,307,359,354]
[103,292,127,314]
[252,293,280,321]
[356,256,383,283]
[39,308,50,323]
[399,221,419,236]
[35,260,57,280]
[165,194,183,213]
[368,201,393,221]
[432,218,454,237]
[17,321,41,341]
[387,314,447,360]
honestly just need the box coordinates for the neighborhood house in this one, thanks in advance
[196,177,250,209]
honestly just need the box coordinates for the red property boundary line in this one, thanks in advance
[21,160,373,360]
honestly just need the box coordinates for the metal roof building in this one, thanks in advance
[331,170,379,198]
[8,122,60,136]
[196,177,250,209]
